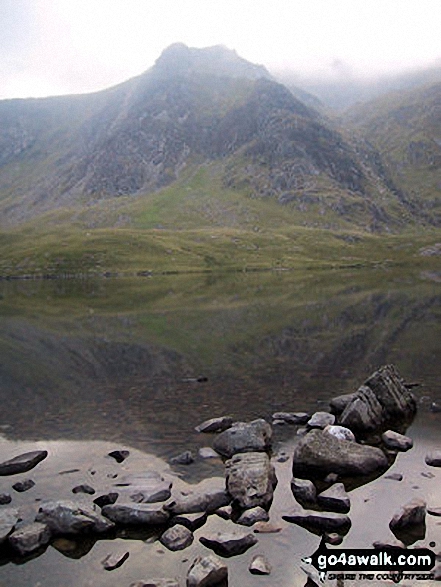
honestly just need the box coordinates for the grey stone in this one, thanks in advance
[101,550,130,570]
[292,429,388,479]
[0,508,20,543]
[130,580,179,587]
[115,472,172,503]
[249,554,272,575]
[272,412,309,424]
[187,554,228,587]
[382,430,413,451]
[160,524,194,551]
[36,501,114,535]
[165,477,230,515]
[225,451,277,509]
[0,493,11,504]
[252,521,282,533]
[283,509,351,533]
[12,479,35,492]
[213,419,272,458]
[102,503,169,526]
[425,451,441,467]
[8,522,51,555]
[317,483,350,513]
[72,484,95,495]
[385,473,403,481]
[170,512,207,531]
[236,506,269,526]
[214,505,233,520]
[93,492,118,508]
[291,477,316,506]
[108,450,130,463]
[199,530,257,557]
[195,416,233,433]
[170,451,194,465]
[198,447,220,459]
[307,412,335,429]
[0,450,48,476]
[330,393,358,414]
[389,498,426,536]
[324,425,356,442]
[339,365,416,434]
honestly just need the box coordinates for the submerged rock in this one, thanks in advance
[292,429,388,479]
[0,450,48,476]
[213,419,272,458]
[199,530,257,557]
[108,450,130,463]
[225,452,277,509]
[170,451,194,465]
[187,554,228,587]
[8,522,51,555]
[195,416,233,433]
[36,501,114,535]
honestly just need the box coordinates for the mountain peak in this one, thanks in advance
[153,43,272,81]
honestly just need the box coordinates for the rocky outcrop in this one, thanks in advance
[213,419,272,458]
[338,365,416,434]
[292,429,388,479]
[225,452,276,509]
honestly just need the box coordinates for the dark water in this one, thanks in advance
[0,268,440,586]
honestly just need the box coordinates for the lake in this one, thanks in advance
[0,267,440,586]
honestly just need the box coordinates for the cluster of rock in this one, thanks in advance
[0,364,439,586]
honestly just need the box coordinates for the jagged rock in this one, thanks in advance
[72,484,95,495]
[101,503,168,526]
[330,393,358,414]
[382,430,413,451]
[8,522,51,555]
[317,483,350,513]
[324,425,356,442]
[213,419,272,458]
[170,451,194,465]
[0,450,48,476]
[101,550,130,570]
[0,493,12,504]
[307,412,335,429]
[170,512,207,531]
[12,479,35,492]
[249,554,272,575]
[292,429,388,479]
[339,365,416,434]
[389,498,426,538]
[108,450,130,463]
[198,447,220,459]
[272,412,309,424]
[187,554,228,587]
[199,530,257,557]
[225,451,276,509]
[283,509,351,533]
[160,524,194,551]
[130,581,179,587]
[0,508,20,543]
[236,506,269,526]
[195,416,233,433]
[291,477,316,505]
[425,451,441,467]
[36,501,114,535]
[164,477,230,515]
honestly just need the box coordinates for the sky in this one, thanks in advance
[1,0,440,100]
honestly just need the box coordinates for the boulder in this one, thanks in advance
[389,498,426,538]
[283,509,351,534]
[382,430,413,451]
[101,503,169,526]
[307,412,335,429]
[324,425,356,442]
[292,429,388,479]
[187,554,228,587]
[236,506,269,526]
[0,450,48,476]
[164,477,230,515]
[249,554,272,575]
[195,416,233,433]
[199,530,257,557]
[36,501,114,535]
[8,522,51,556]
[213,419,272,458]
[0,508,20,544]
[339,365,416,434]
[291,478,316,506]
[225,452,277,509]
[101,551,130,570]
[160,524,194,551]
[316,483,350,513]
[425,451,441,467]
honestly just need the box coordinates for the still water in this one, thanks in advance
[0,268,440,586]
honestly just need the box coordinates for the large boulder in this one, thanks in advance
[213,419,272,458]
[36,501,114,535]
[389,498,426,541]
[338,365,416,434]
[225,452,276,509]
[292,429,388,479]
